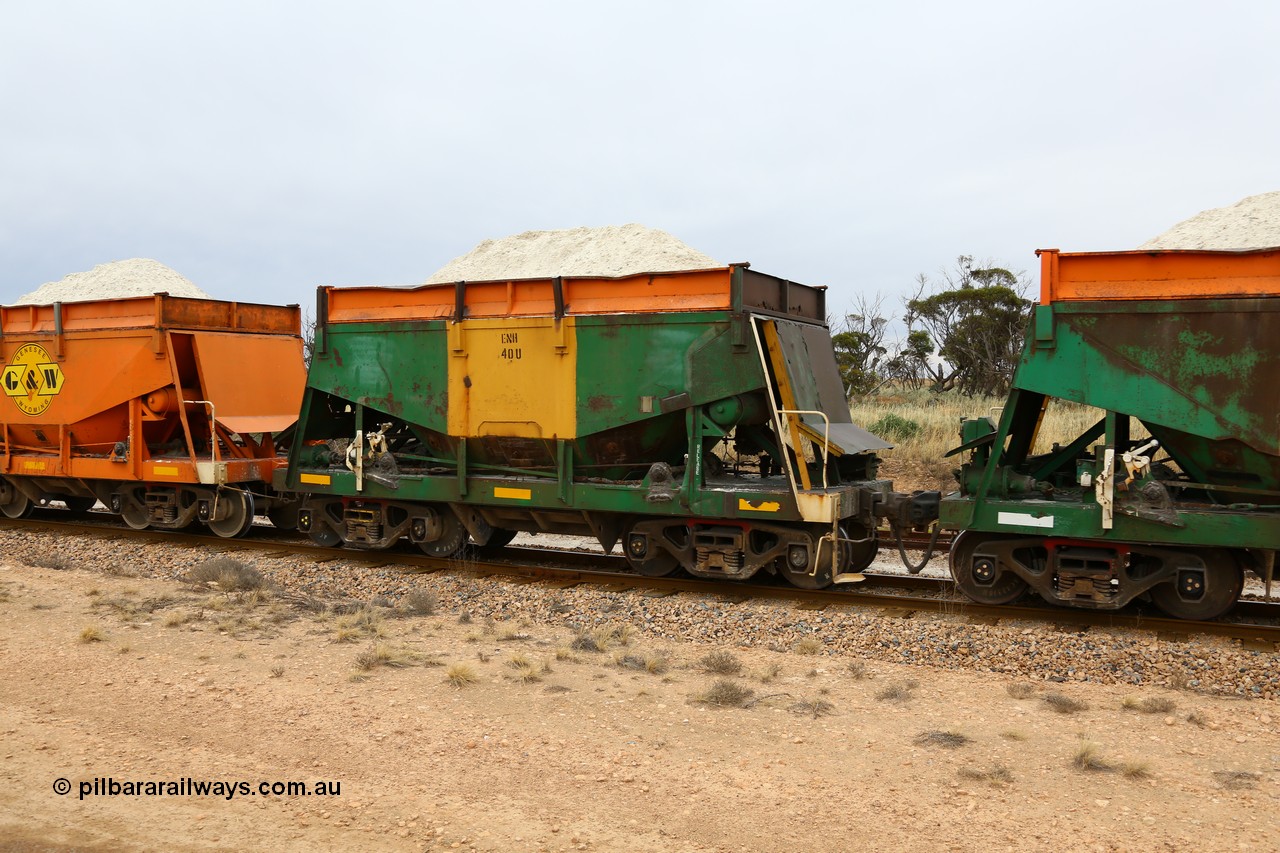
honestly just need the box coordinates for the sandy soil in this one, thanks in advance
[1,560,1277,853]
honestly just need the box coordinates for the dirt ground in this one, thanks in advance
[1,560,1277,853]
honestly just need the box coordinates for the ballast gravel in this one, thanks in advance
[10,528,1277,700]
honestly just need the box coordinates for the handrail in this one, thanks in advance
[777,408,830,490]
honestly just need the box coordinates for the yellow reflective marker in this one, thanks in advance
[738,498,781,513]
[299,473,332,485]
[152,465,180,476]
[494,487,532,501]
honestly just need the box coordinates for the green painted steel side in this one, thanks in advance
[941,295,1280,551]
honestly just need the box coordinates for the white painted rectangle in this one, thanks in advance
[997,511,1054,529]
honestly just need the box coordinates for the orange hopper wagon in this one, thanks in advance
[0,294,307,537]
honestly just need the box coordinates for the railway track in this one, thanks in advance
[5,512,1279,648]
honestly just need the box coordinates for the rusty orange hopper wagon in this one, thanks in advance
[0,294,307,536]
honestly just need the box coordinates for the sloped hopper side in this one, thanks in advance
[191,332,307,435]
[765,318,891,456]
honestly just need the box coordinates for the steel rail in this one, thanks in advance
[5,512,1278,647]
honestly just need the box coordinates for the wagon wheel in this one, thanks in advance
[1150,549,1243,621]
[0,489,33,519]
[267,503,300,531]
[842,522,878,574]
[418,509,468,558]
[949,531,1028,605]
[622,522,681,577]
[117,494,150,530]
[62,496,98,514]
[478,528,518,550]
[208,490,255,539]
[780,529,834,590]
[307,526,342,548]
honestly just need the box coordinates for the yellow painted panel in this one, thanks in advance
[738,498,781,513]
[299,472,332,485]
[494,487,532,500]
[447,317,576,439]
[152,465,180,476]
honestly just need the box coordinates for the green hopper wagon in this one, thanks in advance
[285,265,933,588]
[941,248,1280,619]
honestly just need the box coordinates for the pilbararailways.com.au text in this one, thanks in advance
[64,777,342,801]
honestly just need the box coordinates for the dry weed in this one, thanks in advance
[184,558,264,592]
[1043,692,1089,714]
[794,637,822,656]
[875,680,918,703]
[845,660,871,680]
[914,730,970,749]
[400,588,437,616]
[78,626,104,644]
[695,679,755,708]
[1006,683,1036,699]
[790,698,835,718]
[1122,696,1176,714]
[698,650,743,675]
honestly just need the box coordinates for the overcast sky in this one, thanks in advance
[2,1,1278,322]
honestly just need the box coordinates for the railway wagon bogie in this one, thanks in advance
[0,294,307,537]
[941,248,1280,620]
[288,265,932,586]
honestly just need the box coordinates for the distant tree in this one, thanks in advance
[904,256,1033,396]
[830,295,889,399]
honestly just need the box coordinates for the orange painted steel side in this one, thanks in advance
[326,267,733,323]
[0,295,304,486]
[1037,248,1280,304]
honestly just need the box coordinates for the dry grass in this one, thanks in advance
[1043,692,1089,714]
[695,678,755,708]
[698,650,743,675]
[790,698,835,718]
[845,660,871,680]
[851,390,1109,479]
[757,662,784,684]
[184,558,264,592]
[1072,741,1112,772]
[400,588,438,616]
[1121,762,1152,780]
[78,626,104,644]
[794,637,822,656]
[554,646,575,661]
[914,730,970,749]
[1185,711,1208,727]
[331,607,384,643]
[1006,683,1036,699]
[875,679,918,703]
[269,666,285,678]
[446,663,479,688]
[22,552,72,571]
[999,730,1028,741]
[616,651,670,674]
[1122,696,1176,714]
[162,610,196,628]
[353,643,418,671]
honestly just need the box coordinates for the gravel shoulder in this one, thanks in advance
[1,532,1278,852]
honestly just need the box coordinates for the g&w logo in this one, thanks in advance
[2,343,64,416]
